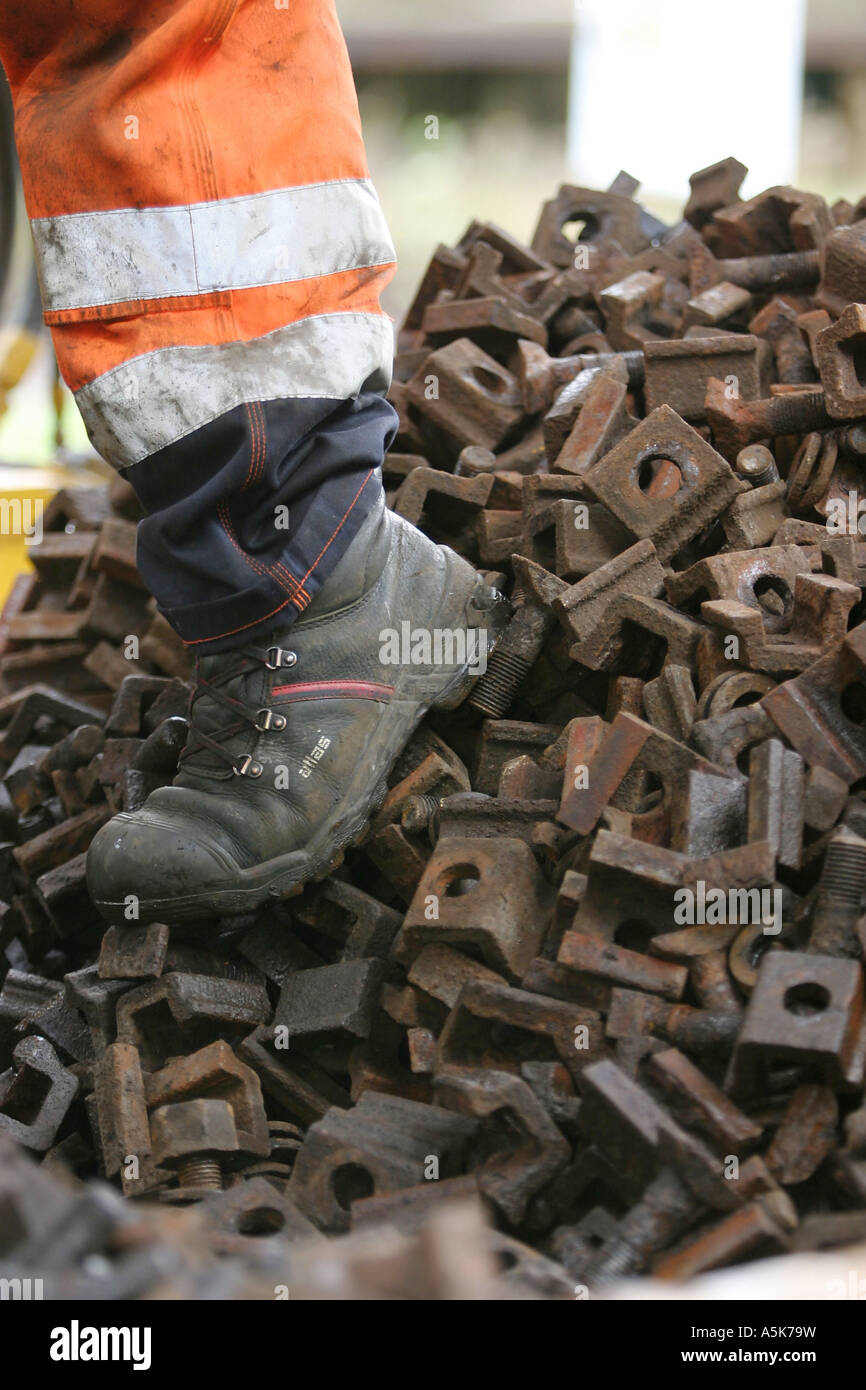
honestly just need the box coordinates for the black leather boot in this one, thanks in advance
[86,494,507,923]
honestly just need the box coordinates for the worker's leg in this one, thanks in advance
[0,0,396,650]
[0,0,507,922]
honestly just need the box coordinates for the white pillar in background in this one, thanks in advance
[567,0,807,204]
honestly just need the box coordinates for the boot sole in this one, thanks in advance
[93,569,509,922]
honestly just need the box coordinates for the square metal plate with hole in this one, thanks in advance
[582,404,743,561]
[727,949,866,1095]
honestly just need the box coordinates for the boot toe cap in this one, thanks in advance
[86,810,238,921]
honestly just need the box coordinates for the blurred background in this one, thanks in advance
[1,0,866,465]
[346,0,866,319]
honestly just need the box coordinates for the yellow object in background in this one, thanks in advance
[0,463,107,605]
[0,322,112,605]
[0,325,39,401]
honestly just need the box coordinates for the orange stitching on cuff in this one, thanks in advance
[183,592,302,645]
[242,402,259,491]
[189,467,375,647]
[220,504,311,607]
[270,560,308,602]
[296,467,374,589]
[272,561,310,603]
[218,499,268,578]
[253,400,267,488]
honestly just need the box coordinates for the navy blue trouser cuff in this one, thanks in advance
[124,392,397,654]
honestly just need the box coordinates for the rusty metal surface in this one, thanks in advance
[644,334,764,423]
[581,406,744,561]
[5,161,866,1300]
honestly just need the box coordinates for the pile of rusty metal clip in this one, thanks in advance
[6,160,866,1297]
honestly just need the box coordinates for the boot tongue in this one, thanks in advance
[177,649,270,781]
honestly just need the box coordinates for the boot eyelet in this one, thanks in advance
[255,709,287,732]
[234,754,263,777]
[265,646,298,670]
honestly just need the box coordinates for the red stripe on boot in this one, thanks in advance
[271,680,394,702]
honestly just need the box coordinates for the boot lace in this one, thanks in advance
[178,642,297,778]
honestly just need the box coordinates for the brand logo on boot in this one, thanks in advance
[298,735,331,779]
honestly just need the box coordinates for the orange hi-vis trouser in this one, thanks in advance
[0,0,398,651]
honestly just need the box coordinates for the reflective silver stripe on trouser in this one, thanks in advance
[74,312,396,470]
[31,179,396,313]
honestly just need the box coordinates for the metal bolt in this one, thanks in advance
[401,793,442,840]
[706,378,832,457]
[808,827,866,958]
[735,444,779,486]
[835,423,866,457]
[517,341,644,414]
[454,445,497,477]
[714,250,820,293]
[467,557,562,718]
[584,1167,701,1287]
[150,1098,240,1201]
[749,297,817,386]
[176,1155,222,1190]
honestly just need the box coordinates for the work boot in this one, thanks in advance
[86,494,508,924]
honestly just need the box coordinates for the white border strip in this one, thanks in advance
[33,179,396,312]
[74,311,395,468]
